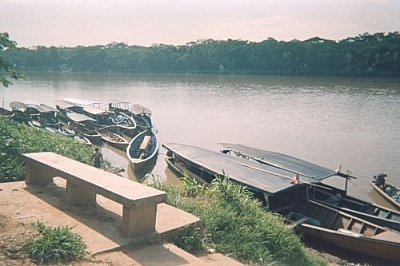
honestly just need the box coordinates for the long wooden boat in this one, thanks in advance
[35,104,60,128]
[162,143,318,207]
[96,126,129,150]
[130,104,153,131]
[65,112,102,144]
[43,123,75,137]
[0,107,14,118]
[280,200,400,262]
[9,101,33,124]
[126,129,159,173]
[162,143,400,261]
[219,143,400,231]
[370,174,400,211]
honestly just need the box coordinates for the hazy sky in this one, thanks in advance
[1,0,399,48]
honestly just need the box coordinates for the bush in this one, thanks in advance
[0,117,93,182]
[25,221,88,264]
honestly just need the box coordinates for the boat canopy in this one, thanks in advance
[130,104,152,115]
[66,112,96,122]
[63,97,99,106]
[83,105,109,115]
[9,100,40,110]
[36,104,57,113]
[163,143,322,195]
[219,143,337,180]
[9,101,26,110]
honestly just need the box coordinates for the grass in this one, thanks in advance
[25,221,88,264]
[0,117,93,182]
[148,174,327,266]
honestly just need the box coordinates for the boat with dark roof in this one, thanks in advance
[219,143,400,231]
[162,142,400,262]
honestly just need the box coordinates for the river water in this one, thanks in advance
[1,72,400,207]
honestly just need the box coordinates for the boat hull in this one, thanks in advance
[370,181,400,211]
[97,126,129,150]
[283,201,400,262]
[297,224,400,262]
[126,130,158,173]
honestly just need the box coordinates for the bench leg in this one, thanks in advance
[25,164,54,185]
[66,181,96,206]
[122,205,157,237]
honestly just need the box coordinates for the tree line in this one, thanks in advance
[3,32,400,77]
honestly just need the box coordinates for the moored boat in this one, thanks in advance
[163,143,400,262]
[126,129,159,173]
[9,101,33,124]
[370,174,400,211]
[0,107,14,118]
[219,143,400,231]
[130,104,152,131]
[66,112,102,144]
[280,200,400,263]
[43,122,75,137]
[96,126,129,150]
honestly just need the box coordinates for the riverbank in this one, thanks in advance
[0,179,245,266]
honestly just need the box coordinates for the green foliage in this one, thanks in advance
[26,221,88,264]
[3,32,400,77]
[0,32,24,87]
[0,117,93,182]
[149,174,326,266]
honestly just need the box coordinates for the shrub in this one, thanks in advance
[26,221,88,264]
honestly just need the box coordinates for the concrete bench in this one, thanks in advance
[21,152,167,238]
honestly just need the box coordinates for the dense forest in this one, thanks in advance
[3,32,400,77]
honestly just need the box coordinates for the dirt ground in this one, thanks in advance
[0,213,246,266]
[0,180,245,266]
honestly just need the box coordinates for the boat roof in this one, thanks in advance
[83,105,109,115]
[63,97,100,106]
[163,143,322,195]
[130,104,152,115]
[66,112,96,122]
[219,143,337,180]
[36,104,57,113]
[9,100,39,109]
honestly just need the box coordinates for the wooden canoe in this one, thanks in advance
[370,179,400,211]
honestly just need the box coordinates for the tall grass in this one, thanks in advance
[26,221,88,264]
[0,117,93,182]
[149,174,326,266]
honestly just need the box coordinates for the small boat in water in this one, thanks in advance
[126,129,159,173]
[281,200,400,263]
[44,123,75,137]
[370,174,400,211]
[219,143,400,231]
[0,107,14,118]
[108,101,152,131]
[130,104,153,131]
[96,126,129,150]
[66,112,102,144]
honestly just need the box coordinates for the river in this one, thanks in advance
[1,72,400,208]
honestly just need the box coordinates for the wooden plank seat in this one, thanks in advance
[21,152,167,238]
